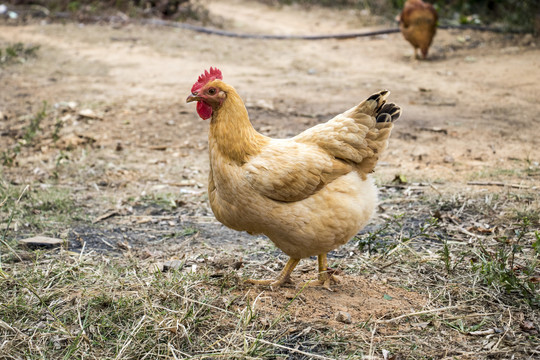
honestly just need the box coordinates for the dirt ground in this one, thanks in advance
[1,0,539,344]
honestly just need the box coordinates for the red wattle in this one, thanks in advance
[196,101,213,120]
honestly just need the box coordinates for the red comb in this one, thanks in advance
[191,67,223,93]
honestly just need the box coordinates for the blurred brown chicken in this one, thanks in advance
[398,0,438,59]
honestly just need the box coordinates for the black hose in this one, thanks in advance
[143,18,401,40]
[50,13,529,39]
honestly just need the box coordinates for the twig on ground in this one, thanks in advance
[368,323,377,359]
[92,210,119,224]
[493,309,512,350]
[114,315,147,360]
[454,226,480,239]
[245,335,335,360]
[99,238,115,248]
[429,183,443,195]
[442,312,499,321]
[467,181,531,189]
[380,305,462,323]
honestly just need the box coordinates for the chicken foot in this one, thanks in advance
[304,253,342,290]
[246,258,300,287]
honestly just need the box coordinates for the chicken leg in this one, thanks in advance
[315,253,341,289]
[246,258,300,287]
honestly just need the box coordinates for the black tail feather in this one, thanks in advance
[376,102,401,123]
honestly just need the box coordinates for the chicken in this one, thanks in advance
[398,0,438,59]
[186,68,401,288]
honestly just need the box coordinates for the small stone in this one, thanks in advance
[443,155,454,164]
[162,260,184,272]
[335,311,352,324]
[520,34,534,46]
[255,99,274,111]
[78,109,101,120]
[54,101,78,111]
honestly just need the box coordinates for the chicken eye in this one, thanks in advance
[208,88,216,95]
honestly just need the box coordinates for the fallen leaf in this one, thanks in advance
[520,320,537,333]
[393,174,407,184]
[19,236,64,247]
[117,241,131,251]
[56,134,96,150]
[467,226,494,234]
[419,127,448,135]
[139,248,154,259]
[232,260,244,270]
[92,210,119,224]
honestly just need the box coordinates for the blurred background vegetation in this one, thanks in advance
[2,0,539,33]
[271,0,539,32]
[2,0,206,21]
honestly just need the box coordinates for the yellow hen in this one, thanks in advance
[187,68,401,288]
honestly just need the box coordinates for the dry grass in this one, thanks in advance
[1,181,539,359]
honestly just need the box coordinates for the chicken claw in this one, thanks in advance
[246,258,300,287]
[301,254,341,291]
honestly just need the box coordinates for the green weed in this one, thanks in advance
[1,101,48,167]
[445,318,486,334]
[136,192,182,212]
[0,42,40,65]
[0,181,79,236]
[357,215,442,257]
[472,217,539,307]
[182,226,198,236]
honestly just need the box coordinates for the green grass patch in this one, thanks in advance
[0,181,81,237]
[0,42,40,66]
[1,101,48,167]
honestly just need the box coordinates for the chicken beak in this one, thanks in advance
[186,93,201,103]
